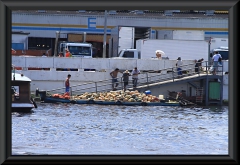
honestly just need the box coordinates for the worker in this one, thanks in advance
[11,48,16,54]
[155,50,165,59]
[65,49,71,57]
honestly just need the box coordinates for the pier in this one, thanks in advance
[12,56,228,106]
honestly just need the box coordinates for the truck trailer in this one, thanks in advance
[110,26,152,57]
[115,39,209,60]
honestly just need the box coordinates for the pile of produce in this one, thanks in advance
[71,90,160,103]
[51,92,70,99]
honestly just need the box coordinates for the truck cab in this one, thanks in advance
[59,42,93,58]
[116,49,141,59]
[114,48,169,60]
[210,47,229,60]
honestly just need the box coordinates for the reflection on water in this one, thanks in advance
[12,103,228,155]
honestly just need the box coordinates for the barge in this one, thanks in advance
[36,89,186,106]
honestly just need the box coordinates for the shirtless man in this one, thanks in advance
[110,68,120,90]
[65,74,71,93]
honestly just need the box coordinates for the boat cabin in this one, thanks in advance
[11,71,37,112]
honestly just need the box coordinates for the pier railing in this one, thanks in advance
[44,61,223,96]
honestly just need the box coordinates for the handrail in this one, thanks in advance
[11,64,23,74]
[45,61,223,95]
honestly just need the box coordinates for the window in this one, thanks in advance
[12,86,20,100]
[218,51,228,60]
[68,46,92,57]
[28,37,53,50]
[122,51,134,58]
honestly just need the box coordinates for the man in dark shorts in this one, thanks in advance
[122,70,131,91]
[110,68,120,90]
[65,74,71,93]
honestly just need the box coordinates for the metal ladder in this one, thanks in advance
[195,87,203,103]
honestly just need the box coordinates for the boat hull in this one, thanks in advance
[12,103,35,113]
[43,97,72,103]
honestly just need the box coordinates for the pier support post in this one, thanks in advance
[205,78,209,106]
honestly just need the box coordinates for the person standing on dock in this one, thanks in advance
[122,70,131,91]
[65,49,71,57]
[65,49,71,71]
[65,74,71,93]
[195,58,204,74]
[155,50,165,59]
[58,52,63,57]
[176,57,183,77]
[110,68,120,91]
[212,51,222,75]
[131,67,141,88]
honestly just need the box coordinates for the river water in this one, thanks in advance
[12,103,228,155]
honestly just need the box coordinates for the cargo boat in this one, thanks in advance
[36,89,182,106]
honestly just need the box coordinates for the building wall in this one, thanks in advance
[12,11,228,39]
[67,33,111,43]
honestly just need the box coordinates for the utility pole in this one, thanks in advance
[103,10,107,58]
[54,31,60,57]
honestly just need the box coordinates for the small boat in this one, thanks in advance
[36,89,181,106]
[11,70,37,112]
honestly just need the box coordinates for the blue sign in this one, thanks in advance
[88,18,96,29]
[12,43,24,50]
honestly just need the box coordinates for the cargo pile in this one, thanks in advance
[73,90,160,102]
[52,90,161,103]
[51,92,70,99]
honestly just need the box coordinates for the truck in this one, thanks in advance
[54,31,93,58]
[114,39,209,60]
[172,30,205,41]
[110,26,152,57]
[58,42,93,58]
[209,38,228,60]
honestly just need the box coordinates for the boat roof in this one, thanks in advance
[12,73,31,81]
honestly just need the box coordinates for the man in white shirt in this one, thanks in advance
[176,57,183,77]
[131,67,140,88]
[212,51,222,75]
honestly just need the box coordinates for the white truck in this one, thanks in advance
[110,26,152,57]
[115,39,209,60]
[58,42,93,58]
[54,31,93,58]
